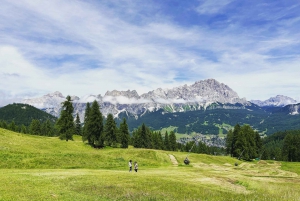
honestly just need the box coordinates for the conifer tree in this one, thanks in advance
[169,131,177,151]
[85,100,103,147]
[30,119,41,135]
[232,124,241,157]
[119,118,130,148]
[104,113,117,146]
[158,131,164,150]
[75,113,82,136]
[152,132,159,150]
[140,123,148,148]
[43,119,55,136]
[8,121,16,132]
[57,95,75,141]
[21,124,27,134]
[82,102,91,143]
[132,129,141,148]
[164,131,170,150]
[282,134,294,161]
[225,129,233,156]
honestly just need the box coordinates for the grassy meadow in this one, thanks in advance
[1,128,300,201]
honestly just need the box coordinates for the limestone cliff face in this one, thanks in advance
[21,79,249,120]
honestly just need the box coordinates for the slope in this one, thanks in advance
[0,103,57,126]
[1,128,300,200]
[120,103,300,135]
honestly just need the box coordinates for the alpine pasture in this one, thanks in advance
[0,128,299,201]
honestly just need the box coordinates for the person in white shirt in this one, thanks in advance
[129,160,132,172]
[134,161,138,172]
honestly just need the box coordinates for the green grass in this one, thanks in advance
[1,128,300,201]
[159,126,178,134]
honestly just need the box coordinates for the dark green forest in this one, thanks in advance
[119,103,300,135]
[261,130,300,162]
[0,103,57,126]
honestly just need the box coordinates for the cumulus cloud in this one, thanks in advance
[102,96,152,105]
[0,0,300,106]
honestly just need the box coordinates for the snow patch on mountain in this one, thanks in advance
[21,79,249,120]
[251,95,298,107]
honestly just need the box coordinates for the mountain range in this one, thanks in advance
[19,79,300,134]
[22,79,249,119]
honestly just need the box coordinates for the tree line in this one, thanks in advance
[261,130,300,162]
[225,124,262,161]
[225,124,300,162]
[0,119,57,136]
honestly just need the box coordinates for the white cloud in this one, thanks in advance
[0,0,300,106]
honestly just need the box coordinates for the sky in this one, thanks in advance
[1,0,300,106]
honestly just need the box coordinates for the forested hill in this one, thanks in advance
[118,103,300,135]
[262,130,300,161]
[0,103,57,126]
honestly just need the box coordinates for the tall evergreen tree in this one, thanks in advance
[169,131,177,151]
[225,129,233,156]
[56,95,75,141]
[140,123,148,148]
[82,102,91,143]
[282,134,295,161]
[29,119,41,135]
[232,124,242,157]
[119,118,130,148]
[75,113,82,136]
[164,131,170,150]
[157,131,164,150]
[152,132,159,150]
[104,113,117,146]
[85,100,103,147]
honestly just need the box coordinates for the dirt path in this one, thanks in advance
[169,154,178,166]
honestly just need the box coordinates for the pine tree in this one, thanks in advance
[232,124,241,157]
[56,95,75,141]
[29,119,41,135]
[21,124,27,134]
[255,131,262,157]
[164,131,170,150]
[225,129,233,156]
[104,114,117,146]
[282,133,294,161]
[82,102,91,143]
[75,113,82,136]
[152,132,159,150]
[132,129,141,148]
[169,131,177,151]
[85,100,103,147]
[158,131,164,150]
[119,118,130,148]
[140,123,148,148]
[8,121,16,132]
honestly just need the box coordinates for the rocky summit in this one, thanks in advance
[251,95,298,107]
[21,79,249,120]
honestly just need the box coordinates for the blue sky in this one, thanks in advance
[1,0,300,106]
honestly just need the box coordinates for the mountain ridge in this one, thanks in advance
[22,79,248,120]
[251,95,298,107]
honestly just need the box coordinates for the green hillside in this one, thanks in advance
[1,128,300,200]
[119,103,300,135]
[0,103,57,126]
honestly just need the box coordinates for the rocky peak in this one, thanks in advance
[251,95,298,107]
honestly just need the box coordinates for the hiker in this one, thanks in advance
[129,160,132,172]
[134,161,138,172]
